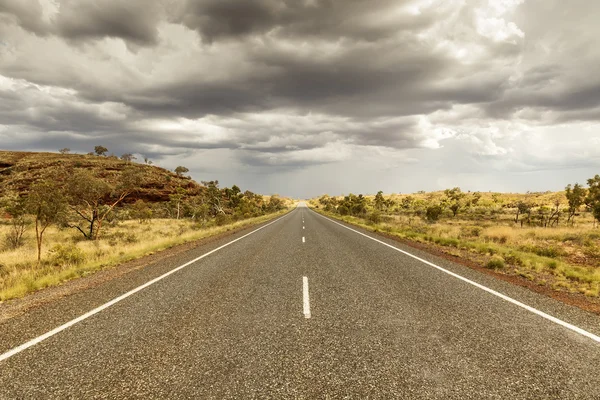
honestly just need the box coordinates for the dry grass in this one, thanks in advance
[0,210,289,301]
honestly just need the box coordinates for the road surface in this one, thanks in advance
[1,203,600,398]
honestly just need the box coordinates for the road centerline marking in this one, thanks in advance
[302,236,306,243]
[312,210,600,344]
[303,276,311,319]
[0,211,294,363]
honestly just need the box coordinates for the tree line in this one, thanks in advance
[1,168,286,263]
[317,175,600,227]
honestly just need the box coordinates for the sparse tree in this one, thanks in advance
[444,187,465,217]
[144,157,153,165]
[169,187,187,220]
[565,183,586,225]
[66,168,141,240]
[59,148,71,154]
[515,201,531,226]
[175,166,189,177]
[587,175,600,227]
[94,145,108,156]
[1,195,28,249]
[26,181,66,262]
[120,153,136,163]
[374,191,385,211]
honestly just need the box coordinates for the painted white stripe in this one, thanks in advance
[303,226,305,229]
[303,276,311,319]
[0,212,293,363]
[302,236,306,243]
[313,211,600,344]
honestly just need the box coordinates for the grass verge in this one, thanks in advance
[0,209,290,301]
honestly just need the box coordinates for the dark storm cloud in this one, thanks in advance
[55,0,162,45]
[173,0,432,43]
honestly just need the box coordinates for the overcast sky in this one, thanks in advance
[1,0,599,198]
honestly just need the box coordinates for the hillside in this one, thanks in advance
[0,151,201,203]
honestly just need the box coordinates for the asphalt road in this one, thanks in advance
[1,203,600,399]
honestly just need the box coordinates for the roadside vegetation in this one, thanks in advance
[0,149,292,301]
[311,176,600,299]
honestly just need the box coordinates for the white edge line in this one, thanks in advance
[312,210,600,344]
[303,276,311,319]
[0,211,294,363]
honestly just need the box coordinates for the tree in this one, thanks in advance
[565,183,586,225]
[59,148,71,154]
[587,175,600,227]
[202,180,225,215]
[374,191,385,211]
[444,187,465,217]
[94,145,108,156]
[0,195,28,249]
[169,187,187,220]
[66,168,141,240]
[175,166,189,177]
[120,153,136,162]
[26,181,66,262]
[144,157,153,165]
[515,201,531,225]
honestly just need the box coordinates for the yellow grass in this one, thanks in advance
[0,210,290,301]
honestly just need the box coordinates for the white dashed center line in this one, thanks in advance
[303,276,311,319]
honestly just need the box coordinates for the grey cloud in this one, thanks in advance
[0,0,48,35]
[55,0,162,45]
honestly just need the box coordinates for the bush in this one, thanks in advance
[504,252,524,267]
[485,257,505,270]
[48,244,86,266]
[215,213,230,226]
[460,226,482,238]
[368,211,382,224]
[425,205,443,222]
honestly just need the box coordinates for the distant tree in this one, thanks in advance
[120,153,136,163]
[374,191,385,211]
[175,166,189,177]
[514,201,531,225]
[169,187,187,220]
[444,187,466,217]
[202,180,225,215]
[94,145,108,156]
[565,183,586,225]
[587,175,600,227]
[59,148,71,154]
[425,204,443,222]
[26,181,66,262]
[144,157,153,165]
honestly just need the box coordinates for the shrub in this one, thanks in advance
[485,257,505,270]
[215,213,230,226]
[48,244,86,266]
[460,226,482,238]
[425,205,443,222]
[368,211,382,224]
[504,253,524,267]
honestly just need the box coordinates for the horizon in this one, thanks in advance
[1,1,599,198]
